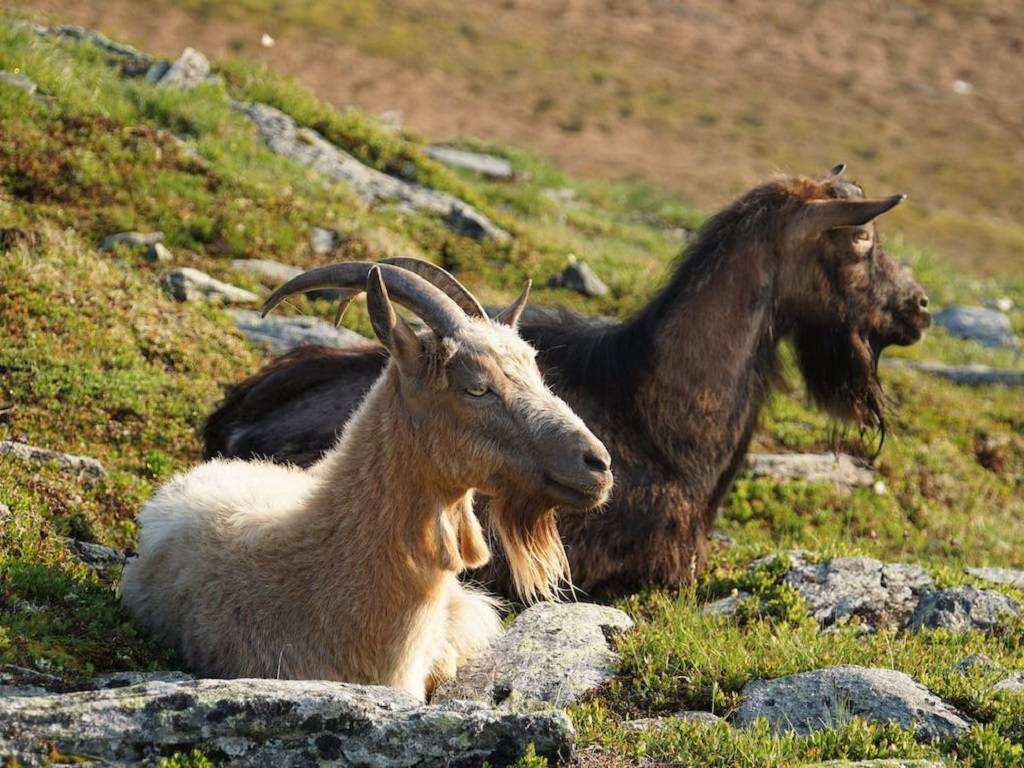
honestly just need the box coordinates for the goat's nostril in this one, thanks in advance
[919,296,929,309]
[583,452,610,473]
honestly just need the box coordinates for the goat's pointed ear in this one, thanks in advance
[366,266,424,376]
[829,163,847,177]
[799,194,906,237]
[493,280,531,329]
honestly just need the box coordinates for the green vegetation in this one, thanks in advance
[1,15,1023,766]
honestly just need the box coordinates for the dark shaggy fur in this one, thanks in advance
[204,171,930,598]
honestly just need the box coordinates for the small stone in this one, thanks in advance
[549,259,609,297]
[446,202,512,242]
[987,297,1014,313]
[144,242,172,263]
[0,502,10,525]
[624,711,723,730]
[260,33,275,48]
[310,226,343,255]
[955,653,1000,674]
[701,591,751,618]
[147,47,212,90]
[228,309,367,354]
[162,268,259,304]
[0,441,106,485]
[424,145,514,180]
[934,305,1021,351]
[66,539,123,572]
[746,453,875,492]
[907,585,1022,632]
[434,602,633,709]
[100,231,164,251]
[231,258,302,283]
[0,69,38,96]
[994,672,1024,694]
[966,566,1024,591]
[734,666,971,740]
[873,480,887,495]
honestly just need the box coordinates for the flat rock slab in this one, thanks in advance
[896,361,1024,388]
[907,585,1021,632]
[243,103,510,242]
[735,666,971,740]
[934,305,1021,351]
[755,552,933,631]
[229,309,367,354]
[746,453,875,492]
[425,145,514,180]
[434,602,633,710]
[966,566,1024,590]
[162,268,259,304]
[0,678,573,767]
[0,441,105,485]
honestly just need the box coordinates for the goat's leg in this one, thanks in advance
[425,584,502,695]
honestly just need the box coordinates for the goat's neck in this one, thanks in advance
[627,241,783,473]
[292,369,468,605]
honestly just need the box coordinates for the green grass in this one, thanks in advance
[1,14,1023,766]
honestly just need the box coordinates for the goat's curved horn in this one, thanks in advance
[379,257,488,320]
[493,280,531,328]
[798,193,906,236]
[263,262,468,338]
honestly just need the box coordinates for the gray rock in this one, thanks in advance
[66,539,123,571]
[144,242,172,263]
[907,585,1021,632]
[987,297,1014,313]
[146,47,213,90]
[0,441,106,485]
[310,226,344,255]
[100,230,164,251]
[994,672,1024,694]
[0,69,38,96]
[425,145,514,180]
[734,666,971,740]
[0,678,572,767]
[231,258,302,283]
[86,671,194,690]
[27,24,152,68]
[229,309,367,354]
[955,653,1001,674]
[623,711,723,730]
[434,602,633,710]
[701,590,751,618]
[966,566,1024,590]
[242,103,510,242]
[895,360,1024,387]
[0,685,47,699]
[934,305,1021,351]
[162,268,259,304]
[769,552,933,631]
[746,453,875,492]
[549,261,609,297]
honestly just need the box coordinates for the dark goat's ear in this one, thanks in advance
[797,194,906,239]
[366,266,424,376]
[494,280,532,329]
[830,163,847,177]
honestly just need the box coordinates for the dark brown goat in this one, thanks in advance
[205,167,931,597]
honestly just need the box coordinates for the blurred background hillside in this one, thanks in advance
[7,0,1023,276]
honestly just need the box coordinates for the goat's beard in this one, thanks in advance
[792,323,886,443]
[487,495,571,604]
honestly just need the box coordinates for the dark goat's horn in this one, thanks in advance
[263,262,468,339]
[380,257,488,320]
[494,280,531,328]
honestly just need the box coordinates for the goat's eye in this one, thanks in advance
[465,383,490,397]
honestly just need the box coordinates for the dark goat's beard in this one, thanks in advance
[793,324,886,446]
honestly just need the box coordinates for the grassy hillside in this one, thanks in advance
[1,16,1024,766]
[5,0,1024,277]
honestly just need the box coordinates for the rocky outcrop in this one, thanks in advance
[0,678,573,767]
[0,441,105,485]
[746,453,875,492]
[548,260,608,297]
[242,103,510,242]
[24,23,152,70]
[934,305,1021,351]
[229,309,367,354]
[894,360,1024,388]
[966,566,1024,590]
[162,268,259,304]
[434,603,633,710]
[734,666,971,740]
[100,230,164,251]
[425,145,514,180]
[907,586,1022,632]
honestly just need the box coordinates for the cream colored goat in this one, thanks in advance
[121,261,612,698]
